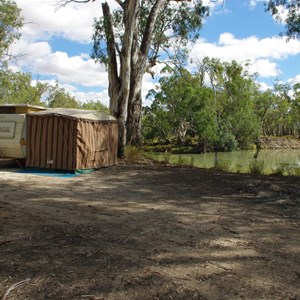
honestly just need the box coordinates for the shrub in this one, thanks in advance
[189,156,195,167]
[272,163,290,176]
[249,160,265,174]
[124,146,145,163]
[177,155,185,165]
[163,151,171,164]
[215,160,232,173]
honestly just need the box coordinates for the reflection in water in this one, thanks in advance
[152,149,300,174]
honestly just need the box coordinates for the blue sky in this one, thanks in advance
[9,0,300,107]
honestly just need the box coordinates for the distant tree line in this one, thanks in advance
[0,69,109,112]
[143,58,300,152]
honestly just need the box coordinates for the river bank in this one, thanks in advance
[143,136,300,154]
[258,136,300,149]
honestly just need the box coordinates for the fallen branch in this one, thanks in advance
[2,278,30,300]
[0,240,12,246]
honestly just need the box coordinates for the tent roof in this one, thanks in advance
[29,108,116,121]
[0,104,46,109]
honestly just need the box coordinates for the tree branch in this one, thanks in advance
[140,0,168,58]
[56,0,92,10]
[114,0,125,9]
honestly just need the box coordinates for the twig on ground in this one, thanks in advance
[2,278,30,300]
[0,240,12,246]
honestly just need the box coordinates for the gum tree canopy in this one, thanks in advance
[266,0,300,39]
[57,0,209,156]
[0,0,23,66]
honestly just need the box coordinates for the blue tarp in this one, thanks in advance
[17,168,78,178]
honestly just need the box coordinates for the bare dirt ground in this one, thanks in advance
[0,162,299,300]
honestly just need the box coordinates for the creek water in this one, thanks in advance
[151,149,300,174]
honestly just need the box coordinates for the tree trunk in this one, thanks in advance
[125,0,168,148]
[103,0,168,157]
[127,87,142,146]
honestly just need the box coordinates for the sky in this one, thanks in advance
[9,0,300,107]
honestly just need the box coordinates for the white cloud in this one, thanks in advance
[15,0,100,43]
[189,33,300,78]
[250,0,289,23]
[10,39,108,88]
[288,74,300,85]
[257,81,272,92]
[248,59,280,78]
[249,0,265,8]
[15,0,121,43]
[73,90,110,106]
[35,51,108,87]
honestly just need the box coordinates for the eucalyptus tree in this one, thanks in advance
[144,68,215,145]
[268,82,300,136]
[57,0,209,156]
[81,100,109,113]
[0,0,23,67]
[291,83,300,137]
[266,0,300,39]
[195,58,260,151]
[0,70,47,105]
[46,82,80,108]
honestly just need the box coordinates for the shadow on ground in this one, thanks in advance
[0,164,299,299]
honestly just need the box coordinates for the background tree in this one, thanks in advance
[197,58,260,151]
[266,82,299,136]
[145,68,215,147]
[58,0,209,156]
[0,0,23,67]
[81,99,110,113]
[0,69,47,105]
[266,0,300,39]
[291,83,300,137]
[144,60,262,152]
[45,82,80,108]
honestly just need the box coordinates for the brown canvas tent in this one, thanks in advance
[25,108,118,171]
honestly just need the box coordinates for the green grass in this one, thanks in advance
[214,160,232,173]
[272,163,290,175]
[124,146,145,163]
[177,155,185,165]
[249,160,265,174]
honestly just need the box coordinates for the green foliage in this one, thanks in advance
[144,68,216,146]
[92,1,209,66]
[256,82,300,137]
[143,59,261,152]
[214,160,232,173]
[0,69,47,105]
[271,163,300,176]
[215,123,238,152]
[289,167,300,176]
[124,145,145,163]
[249,160,265,174]
[163,151,171,164]
[81,100,109,113]
[266,0,300,39]
[0,0,23,67]
[189,156,195,167]
[45,82,79,108]
[272,163,290,175]
[0,67,109,112]
[177,155,185,165]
